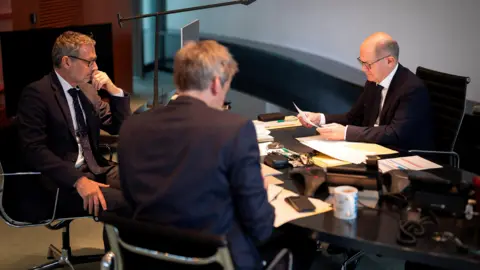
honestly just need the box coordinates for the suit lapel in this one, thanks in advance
[51,72,76,139]
[379,64,405,124]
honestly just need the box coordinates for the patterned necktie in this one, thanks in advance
[68,88,103,175]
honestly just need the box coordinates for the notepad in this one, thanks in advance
[378,155,442,173]
[312,153,351,168]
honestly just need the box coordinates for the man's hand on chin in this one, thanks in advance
[316,123,346,141]
[91,70,121,95]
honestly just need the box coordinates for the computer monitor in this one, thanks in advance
[180,19,200,47]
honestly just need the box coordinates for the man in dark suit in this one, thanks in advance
[299,32,433,151]
[118,40,275,269]
[17,31,131,217]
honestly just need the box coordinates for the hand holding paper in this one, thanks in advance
[316,123,346,141]
[293,102,321,128]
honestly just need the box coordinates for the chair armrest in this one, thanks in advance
[408,150,460,168]
[0,169,61,227]
[264,248,292,270]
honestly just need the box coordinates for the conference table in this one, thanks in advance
[267,126,480,270]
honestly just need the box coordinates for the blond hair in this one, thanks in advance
[52,31,96,68]
[174,40,238,91]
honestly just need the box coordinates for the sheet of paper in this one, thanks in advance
[261,163,282,177]
[297,135,366,164]
[258,142,270,156]
[267,184,332,227]
[293,102,321,128]
[378,155,442,173]
[297,135,397,164]
[257,134,274,143]
[344,142,397,155]
[265,176,284,185]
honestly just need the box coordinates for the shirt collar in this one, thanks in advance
[379,63,399,89]
[54,70,78,93]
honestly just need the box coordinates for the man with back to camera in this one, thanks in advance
[118,40,276,269]
[299,32,433,151]
[17,31,131,218]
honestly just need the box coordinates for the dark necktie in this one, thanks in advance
[68,88,103,175]
[370,84,384,126]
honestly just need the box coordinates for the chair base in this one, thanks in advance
[30,244,104,270]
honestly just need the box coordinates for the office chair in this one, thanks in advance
[0,120,104,270]
[0,161,105,270]
[409,66,470,168]
[99,212,293,270]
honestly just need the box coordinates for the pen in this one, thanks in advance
[282,148,299,155]
[269,188,284,202]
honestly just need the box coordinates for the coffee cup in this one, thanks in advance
[333,186,358,220]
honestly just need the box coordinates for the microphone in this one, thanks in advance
[241,0,257,5]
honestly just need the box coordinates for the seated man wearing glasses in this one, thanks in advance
[17,31,131,218]
[299,32,433,151]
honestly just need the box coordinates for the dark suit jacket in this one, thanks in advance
[118,96,275,269]
[325,64,433,151]
[16,71,131,189]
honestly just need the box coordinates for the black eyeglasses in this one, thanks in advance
[68,55,97,68]
[357,55,391,70]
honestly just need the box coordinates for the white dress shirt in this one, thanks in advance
[55,71,123,168]
[375,63,399,126]
[317,63,399,139]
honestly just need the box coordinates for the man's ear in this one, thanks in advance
[61,56,71,69]
[387,56,396,65]
[210,76,221,96]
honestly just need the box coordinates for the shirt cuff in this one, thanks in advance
[319,113,326,125]
[344,125,348,140]
[111,88,124,97]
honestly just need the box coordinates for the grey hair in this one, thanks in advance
[376,40,399,60]
[52,31,96,68]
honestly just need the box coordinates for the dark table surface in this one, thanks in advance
[268,127,480,270]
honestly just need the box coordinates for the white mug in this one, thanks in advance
[333,186,358,220]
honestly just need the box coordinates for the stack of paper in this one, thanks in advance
[254,124,274,143]
[267,184,332,227]
[378,155,442,173]
[253,116,302,130]
[297,135,397,164]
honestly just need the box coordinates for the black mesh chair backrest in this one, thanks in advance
[416,66,469,151]
[99,211,230,269]
[0,119,56,223]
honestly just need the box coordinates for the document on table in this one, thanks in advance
[267,184,332,227]
[297,135,397,164]
[293,102,321,128]
[258,142,270,156]
[261,163,282,177]
[253,117,302,130]
[312,153,351,168]
[378,155,442,173]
